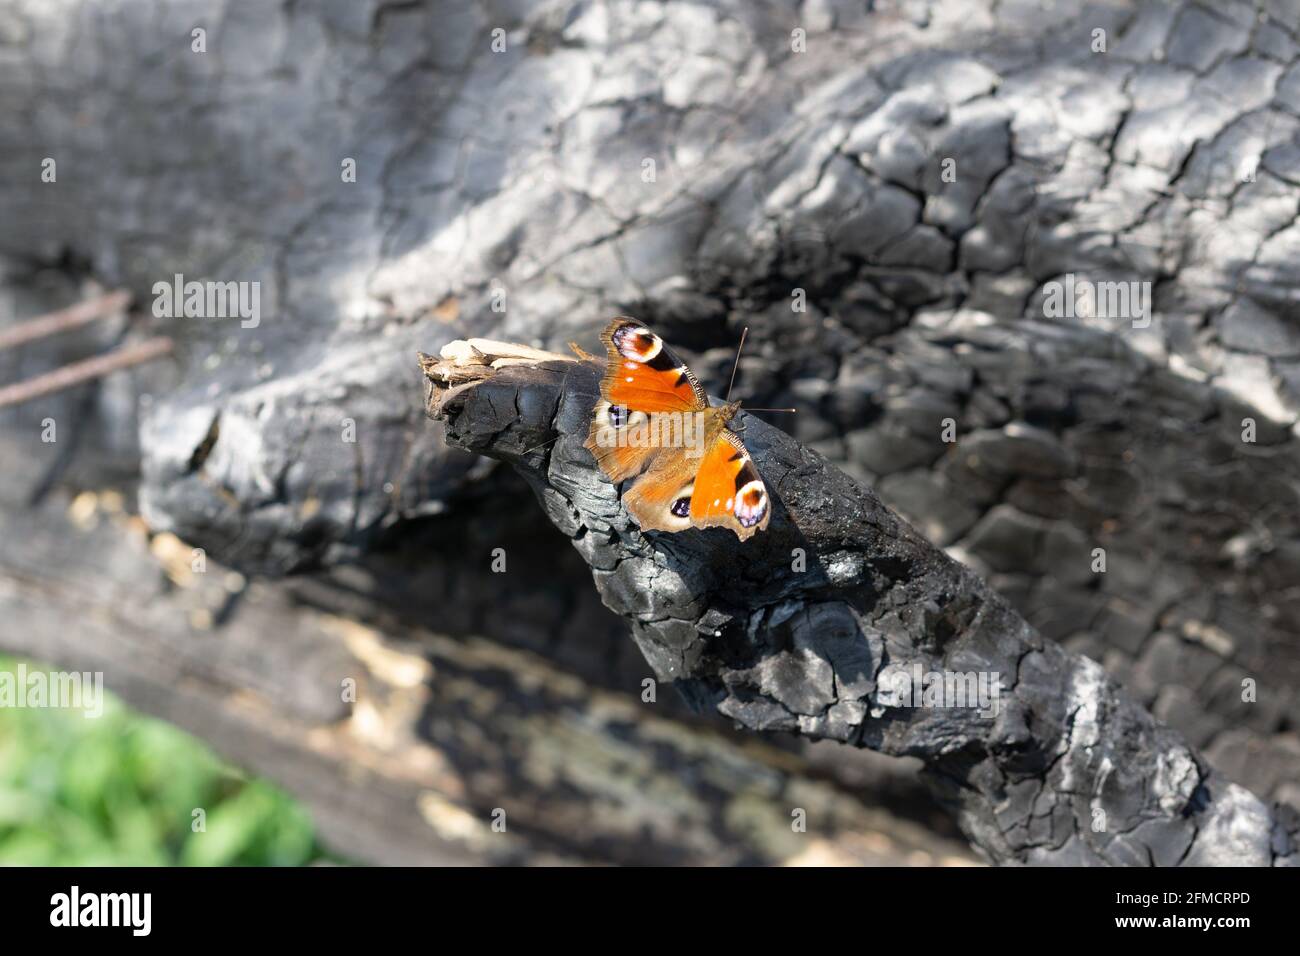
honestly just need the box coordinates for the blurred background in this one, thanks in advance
[1,0,1297,864]
[0,654,330,865]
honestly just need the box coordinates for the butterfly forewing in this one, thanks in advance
[688,431,770,540]
[598,320,706,413]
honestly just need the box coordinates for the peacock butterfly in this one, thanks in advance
[582,318,772,540]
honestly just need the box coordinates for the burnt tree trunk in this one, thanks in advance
[422,339,1296,866]
[2,0,1300,864]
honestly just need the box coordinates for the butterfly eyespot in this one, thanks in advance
[613,323,663,361]
[734,480,768,529]
[670,496,691,518]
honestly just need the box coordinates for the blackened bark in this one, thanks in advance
[424,340,1298,866]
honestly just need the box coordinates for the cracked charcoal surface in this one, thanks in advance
[3,0,1300,857]
[427,353,1294,865]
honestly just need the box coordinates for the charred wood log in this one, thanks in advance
[423,339,1299,866]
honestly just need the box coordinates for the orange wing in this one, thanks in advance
[688,430,770,540]
[585,319,708,481]
[597,319,706,413]
[620,452,697,534]
[585,400,658,481]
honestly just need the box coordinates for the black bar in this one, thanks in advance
[0,865,1284,942]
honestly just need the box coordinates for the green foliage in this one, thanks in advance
[0,656,332,865]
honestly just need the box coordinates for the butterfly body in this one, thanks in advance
[583,319,771,540]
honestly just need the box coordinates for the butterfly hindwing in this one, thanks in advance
[586,399,658,481]
[620,451,698,534]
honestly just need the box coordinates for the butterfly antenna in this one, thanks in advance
[724,326,748,403]
[520,434,563,456]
